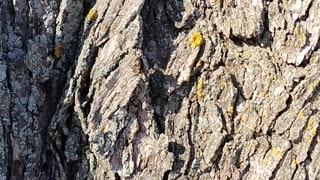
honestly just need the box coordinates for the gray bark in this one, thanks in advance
[0,0,320,179]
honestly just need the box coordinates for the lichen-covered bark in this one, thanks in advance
[0,0,320,179]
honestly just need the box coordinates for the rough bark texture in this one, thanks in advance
[0,0,320,179]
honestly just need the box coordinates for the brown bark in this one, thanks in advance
[0,0,320,179]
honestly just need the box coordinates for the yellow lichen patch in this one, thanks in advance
[294,26,302,35]
[259,91,266,97]
[235,51,242,58]
[227,106,234,116]
[306,119,315,130]
[220,82,226,88]
[262,110,268,117]
[307,136,313,143]
[189,32,203,47]
[198,92,205,99]
[263,159,268,166]
[244,51,252,58]
[196,60,203,69]
[101,25,108,32]
[308,83,316,89]
[291,159,298,168]
[99,124,107,132]
[228,81,234,87]
[298,33,307,48]
[238,159,244,166]
[294,26,307,48]
[216,0,223,8]
[310,129,317,136]
[272,75,277,81]
[200,164,208,172]
[54,45,62,59]
[272,147,284,158]
[87,9,97,21]
[198,78,204,90]
[198,149,204,158]
[298,112,305,119]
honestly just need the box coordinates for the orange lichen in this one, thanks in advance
[189,32,203,47]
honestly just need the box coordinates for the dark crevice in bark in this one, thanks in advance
[239,164,250,179]
[298,0,313,22]
[141,0,180,135]
[162,170,170,180]
[184,102,195,176]
[260,4,273,48]
[5,66,13,180]
[114,172,120,180]
[229,32,259,47]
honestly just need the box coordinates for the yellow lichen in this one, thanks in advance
[198,150,204,158]
[306,119,315,131]
[291,159,298,168]
[100,124,107,132]
[259,91,266,97]
[294,26,307,48]
[298,112,304,119]
[272,147,284,158]
[198,92,205,99]
[200,164,208,172]
[294,26,302,35]
[220,82,226,88]
[308,83,316,89]
[227,106,234,116]
[196,60,203,69]
[228,81,234,87]
[263,159,268,166]
[216,0,223,8]
[87,9,97,21]
[54,45,62,59]
[244,51,252,58]
[310,129,317,136]
[299,33,307,48]
[198,78,204,90]
[101,25,108,32]
[189,32,203,47]
[307,136,313,143]
[235,52,242,58]
[262,110,268,117]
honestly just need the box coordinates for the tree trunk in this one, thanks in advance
[1,0,320,179]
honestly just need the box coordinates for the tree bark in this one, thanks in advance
[1,0,320,179]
